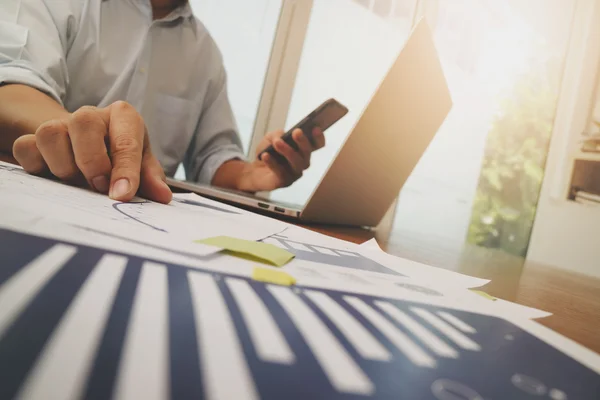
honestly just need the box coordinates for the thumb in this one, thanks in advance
[139,150,172,204]
[256,129,284,155]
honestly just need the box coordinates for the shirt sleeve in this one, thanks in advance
[183,64,246,184]
[0,0,82,105]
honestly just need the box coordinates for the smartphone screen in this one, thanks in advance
[258,98,348,161]
[293,99,349,135]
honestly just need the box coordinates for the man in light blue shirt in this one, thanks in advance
[0,0,324,204]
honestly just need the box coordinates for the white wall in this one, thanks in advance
[527,0,600,277]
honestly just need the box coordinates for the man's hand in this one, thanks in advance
[12,101,172,204]
[237,127,325,192]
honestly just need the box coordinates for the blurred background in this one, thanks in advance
[184,0,599,277]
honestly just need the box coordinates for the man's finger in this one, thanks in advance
[292,129,313,162]
[261,129,284,146]
[267,129,285,140]
[139,149,172,204]
[13,134,48,174]
[262,153,294,186]
[312,127,325,149]
[274,138,307,174]
[36,119,81,182]
[68,106,113,193]
[257,129,284,155]
[106,101,145,201]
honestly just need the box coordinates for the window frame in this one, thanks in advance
[248,0,314,158]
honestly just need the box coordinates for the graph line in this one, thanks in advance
[112,202,167,233]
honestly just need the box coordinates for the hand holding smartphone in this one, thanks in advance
[258,98,348,165]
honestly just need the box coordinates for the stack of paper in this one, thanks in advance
[0,161,598,400]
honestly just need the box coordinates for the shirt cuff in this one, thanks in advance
[0,64,63,105]
[195,147,247,185]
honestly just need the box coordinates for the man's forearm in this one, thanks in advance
[211,159,249,190]
[0,84,70,152]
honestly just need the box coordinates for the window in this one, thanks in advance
[390,0,576,258]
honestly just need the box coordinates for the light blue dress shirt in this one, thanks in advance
[0,0,245,183]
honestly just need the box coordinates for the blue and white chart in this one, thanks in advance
[263,234,402,276]
[1,228,599,400]
[267,226,491,289]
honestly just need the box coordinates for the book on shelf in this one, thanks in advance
[575,190,600,205]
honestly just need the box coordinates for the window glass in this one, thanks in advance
[391,0,576,258]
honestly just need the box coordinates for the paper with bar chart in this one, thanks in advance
[1,161,599,399]
[274,225,490,289]
[1,227,600,399]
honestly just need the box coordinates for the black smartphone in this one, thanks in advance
[258,98,349,164]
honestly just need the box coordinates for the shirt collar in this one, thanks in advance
[160,1,194,23]
[124,1,194,23]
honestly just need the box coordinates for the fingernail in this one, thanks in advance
[110,178,131,199]
[92,175,110,193]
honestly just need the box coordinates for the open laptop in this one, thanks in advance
[167,19,452,227]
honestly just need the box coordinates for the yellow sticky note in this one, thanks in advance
[252,267,296,286]
[196,236,295,267]
[470,290,497,301]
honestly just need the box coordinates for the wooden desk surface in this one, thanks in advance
[300,224,600,355]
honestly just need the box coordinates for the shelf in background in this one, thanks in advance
[572,150,600,162]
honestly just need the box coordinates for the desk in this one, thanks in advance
[300,224,600,355]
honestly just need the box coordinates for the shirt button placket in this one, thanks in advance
[126,27,152,112]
